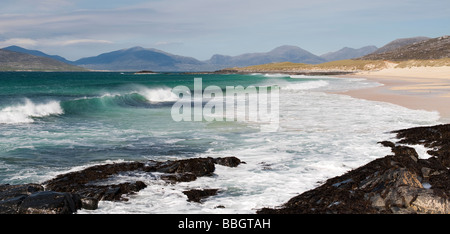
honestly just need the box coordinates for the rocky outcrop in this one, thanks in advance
[0,184,82,214]
[43,161,148,202]
[0,156,242,214]
[212,157,243,167]
[258,124,450,214]
[183,189,220,203]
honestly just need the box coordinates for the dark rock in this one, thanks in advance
[0,184,49,214]
[258,124,450,214]
[393,124,450,167]
[183,189,219,203]
[44,162,146,190]
[160,173,198,183]
[378,141,395,148]
[20,191,81,214]
[81,197,98,210]
[0,184,44,201]
[213,157,243,167]
[150,156,241,182]
[0,195,28,214]
[3,191,82,214]
[44,162,148,202]
[69,181,147,202]
[153,158,216,177]
[134,70,156,74]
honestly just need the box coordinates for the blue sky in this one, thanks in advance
[0,0,449,61]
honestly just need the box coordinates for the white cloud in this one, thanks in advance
[59,39,114,46]
[0,0,74,13]
[0,38,37,47]
[155,41,183,46]
[0,37,113,48]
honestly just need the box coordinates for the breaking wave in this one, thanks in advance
[0,99,63,124]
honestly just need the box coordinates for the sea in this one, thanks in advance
[0,72,441,213]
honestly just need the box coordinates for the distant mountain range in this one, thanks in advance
[1,35,448,71]
[73,45,330,71]
[1,44,372,72]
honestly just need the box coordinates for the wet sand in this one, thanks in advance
[337,66,450,122]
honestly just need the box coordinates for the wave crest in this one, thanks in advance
[60,87,179,115]
[138,87,179,103]
[0,99,63,124]
[281,80,329,91]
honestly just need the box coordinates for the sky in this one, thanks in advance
[0,0,449,61]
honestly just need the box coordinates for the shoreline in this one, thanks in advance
[335,66,450,123]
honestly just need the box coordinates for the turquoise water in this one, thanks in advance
[0,72,441,213]
[0,72,269,181]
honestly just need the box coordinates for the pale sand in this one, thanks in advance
[337,66,450,122]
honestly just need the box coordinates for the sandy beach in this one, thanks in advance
[339,66,450,122]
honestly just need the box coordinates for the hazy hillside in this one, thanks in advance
[207,45,326,68]
[0,49,85,71]
[2,45,73,64]
[74,46,215,71]
[73,45,327,71]
[371,36,430,54]
[360,36,450,60]
[320,46,378,61]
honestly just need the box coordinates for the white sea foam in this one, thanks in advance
[289,75,308,79]
[0,99,63,124]
[138,87,180,103]
[79,76,441,214]
[263,73,290,78]
[402,144,435,159]
[281,80,329,91]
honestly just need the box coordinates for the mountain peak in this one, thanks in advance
[74,46,206,71]
[320,46,378,62]
[360,36,450,60]
[270,45,305,53]
[207,45,325,67]
[273,45,301,49]
[125,46,145,51]
[371,36,430,54]
[4,45,23,50]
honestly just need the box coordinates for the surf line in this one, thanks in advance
[170,78,280,132]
